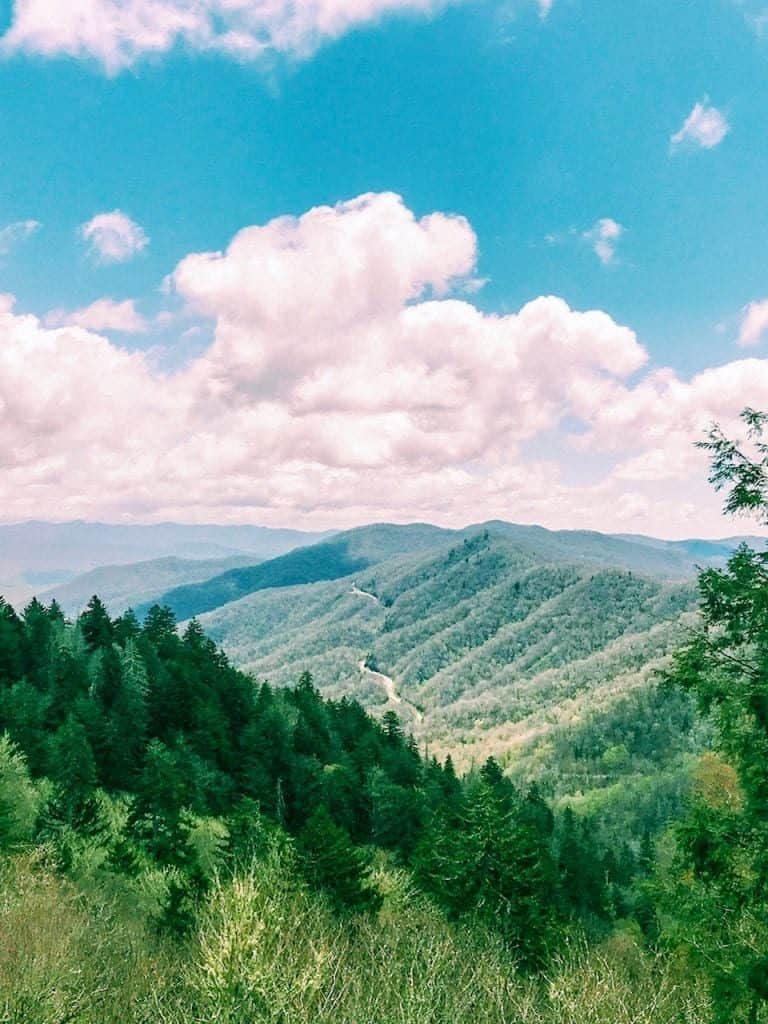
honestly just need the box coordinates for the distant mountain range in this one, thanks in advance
[135,520,766,623]
[4,516,763,618]
[0,520,331,611]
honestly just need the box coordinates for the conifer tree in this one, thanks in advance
[297,804,381,912]
[661,408,768,1023]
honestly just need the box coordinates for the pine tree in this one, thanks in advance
[297,804,381,912]
[50,715,97,822]
[102,640,149,789]
[0,599,25,685]
[79,596,114,651]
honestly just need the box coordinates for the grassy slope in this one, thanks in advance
[0,851,710,1024]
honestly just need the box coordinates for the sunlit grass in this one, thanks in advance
[0,850,711,1024]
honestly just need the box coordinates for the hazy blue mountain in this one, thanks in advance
[41,554,260,617]
[613,532,768,565]
[0,520,330,604]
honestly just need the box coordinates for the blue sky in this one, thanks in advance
[0,0,767,535]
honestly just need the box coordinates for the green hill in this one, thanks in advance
[142,523,456,621]
[40,553,259,618]
[0,520,331,606]
[197,528,699,768]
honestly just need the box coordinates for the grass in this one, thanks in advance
[0,849,712,1024]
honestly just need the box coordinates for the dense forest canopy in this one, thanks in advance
[0,592,630,956]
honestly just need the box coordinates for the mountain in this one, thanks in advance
[194,525,698,756]
[472,522,702,578]
[40,554,260,618]
[613,532,768,565]
[186,522,712,846]
[0,520,330,606]
[139,523,456,621]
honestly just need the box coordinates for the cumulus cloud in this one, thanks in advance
[0,219,40,256]
[582,218,623,265]
[1,193,767,536]
[80,211,149,264]
[671,99,730,150]
[44,298,149,334]
[738,298,768,347]
[1,0,451,71]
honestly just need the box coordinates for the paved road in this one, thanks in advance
[357,659,424,724]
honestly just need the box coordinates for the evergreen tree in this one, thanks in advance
[297,805,381,912]
[79,595,114,651]
[661,408,768,1023]
[50,715,97,822]
[0,599,25,684]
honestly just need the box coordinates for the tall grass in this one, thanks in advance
[0,850,711,1024]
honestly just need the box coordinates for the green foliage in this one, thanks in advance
[140,537,373,621]
[0,849,713,1024]
[414,766,558,969]
[4,491,757,1020]
[658,409,768,1023]
[297,805,381,912]
[0,735,39,850]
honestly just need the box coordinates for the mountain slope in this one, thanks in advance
[142,523,456,621]
[41,553,259,617]
[0,520,330,604]
[152,519,711,626]
[198,528,699,768]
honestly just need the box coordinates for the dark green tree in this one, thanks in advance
[297,805,381,913]
[661,408,768,1023]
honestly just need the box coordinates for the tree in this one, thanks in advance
[101,641,149,789]
[414,776,557,968]
[661,408,768,1023]
[0,600,24,685]
[0,735,39,850]
[50,716,97,822]
[296,805,381,913]
[79,596,114,651]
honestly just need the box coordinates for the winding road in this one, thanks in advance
[350,584,424,724]
[357,660,424,724]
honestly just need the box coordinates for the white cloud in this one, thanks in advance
[0,219,40,256]
[538,0,554,15]
[1,193,768,537]
[738,298,768,347]
[80,211,149,264]
[1,0,451,72]
[671,99,730,150]
[45,298,148,334]
[582,218,623,265]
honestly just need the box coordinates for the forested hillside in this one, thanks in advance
[0,592,690,1021]
[142,523,456,622]
[42,553,258,618]
[0,586,733,1022]
[1,430,768,1021]
[200,528,700,805]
